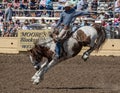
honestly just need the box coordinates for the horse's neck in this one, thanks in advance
[39,38,56,52]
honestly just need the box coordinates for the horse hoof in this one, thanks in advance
[82,55,89,61]
[33,79,40,85]
[33,81,39,85]
[82,52,90,61]
[83,57,88,61]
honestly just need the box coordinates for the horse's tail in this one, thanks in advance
[95,26,106,51]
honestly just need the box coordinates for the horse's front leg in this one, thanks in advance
[32,61,48,84]
[33,59,58,85]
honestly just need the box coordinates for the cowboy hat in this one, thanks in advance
[64,1,73,8]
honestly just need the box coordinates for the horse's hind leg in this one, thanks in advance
[82,46,95,61]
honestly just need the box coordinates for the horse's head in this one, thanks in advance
[28,43,54,70]
[28,44,45,70]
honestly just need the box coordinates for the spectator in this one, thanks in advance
[70,0,78,7]
[114,13,120,27]
[29,18,37,24]
[106,19,113,38]
[114,0,120,13]
[40,18,46,24]
[20,0,29,16]
[3,21,9,37]
[13,0,20,9]
[83,18,91,26]
[8,21,15,37]
[102,20,107,27]
[2,0,8,8]
[20,0,29,9]
[39,0,46,9]
[46,0,54,17]
[30,0,37,10]
[13,0,20,16]
[14,19,21,31]
[90,0,98,12]
[107,0,114,18]
[104,12,110,19]
[4,3,13,22]
[30,0,37,16]
[38,0,46,16]
[77,0,88,11]
[57,0,66,10]
[97,11,105,20]
[51,20,58,30]
[76,0,84,11]
[22,20,29,30]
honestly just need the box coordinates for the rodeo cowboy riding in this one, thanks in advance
[51,1,94,59]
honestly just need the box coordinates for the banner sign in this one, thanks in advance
[18,30,50,51]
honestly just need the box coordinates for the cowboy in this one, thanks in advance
[54,1,92,59]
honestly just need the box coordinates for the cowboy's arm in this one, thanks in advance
[73,11,91,17]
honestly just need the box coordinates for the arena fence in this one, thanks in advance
[0,30,120,56]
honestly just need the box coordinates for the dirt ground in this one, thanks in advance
[0,53,120,93]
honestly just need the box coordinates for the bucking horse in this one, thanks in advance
[28,23,106,84]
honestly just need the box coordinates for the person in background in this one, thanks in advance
[57,0,66,10]
[114,13,120,27]
[114,0,120,13]
[30,0,37,17]
[20,0,29,9]
[97,11,105,20]
[2,21,9,37]
[76,0,88,11]
[14,19,21,36]
[38,0,46,16]
[13,0,20,9]
[51,20,58,30]
[90,0,98,13]
[30,0,37,10]
[22,20,29,30]
[2,0,8,8]
[107,0,114,18]
[20,0,29,16]
[13,0,20,16]
[46,0,54,17]
[4,3,13,22]
[76,0,84,11]
[81,18,90,26]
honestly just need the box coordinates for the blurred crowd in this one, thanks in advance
[0,0,120,38]
[0,18,42,37]
[0,0,119,17]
